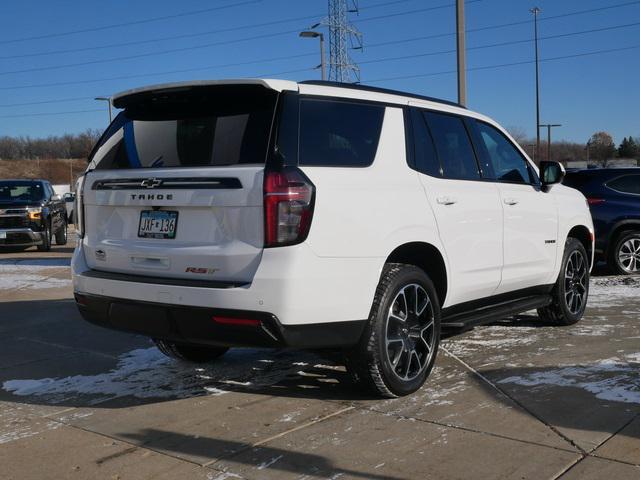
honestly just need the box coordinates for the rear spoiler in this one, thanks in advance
[112,79,298,109]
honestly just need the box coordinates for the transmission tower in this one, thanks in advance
[322,0,363,83]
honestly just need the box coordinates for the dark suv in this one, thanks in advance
[564,168,640,274]
[0,179,68,251]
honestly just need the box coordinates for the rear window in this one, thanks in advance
[298,98,385,167]
[607,174,640,195]
[89,85,278,170]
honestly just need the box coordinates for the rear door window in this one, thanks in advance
[424,111,480,180]
[298,98,385,167]
[89,85,278,170]
[607,175,640,194]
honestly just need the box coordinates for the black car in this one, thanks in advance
[564,168,640,274]
[0,179,68,251]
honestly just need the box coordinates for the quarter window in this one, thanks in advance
[299,99,385,167]
[475,121,533,184]
[408,109,441,177]
[607,175,640,195]
[424,112,480,180]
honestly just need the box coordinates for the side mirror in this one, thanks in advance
[540,161,565,191]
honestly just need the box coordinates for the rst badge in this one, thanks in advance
[185,267,219,275]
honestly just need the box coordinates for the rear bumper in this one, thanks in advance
[72,241,383,327]
[75,292,366,349]
[0,228,44,247]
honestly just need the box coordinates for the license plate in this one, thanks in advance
[0,232,6,240]
[138,210,178,239]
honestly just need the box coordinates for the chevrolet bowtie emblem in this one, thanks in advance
[140,178,163,189]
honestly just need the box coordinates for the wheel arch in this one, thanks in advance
[605,220,640,258]
[567,225,593,268]
[385,242,448,307]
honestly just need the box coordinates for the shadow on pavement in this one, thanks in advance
[0,257,71,267]
[0,299,379,409]
[468,362,640,442]
[120,428,402,480]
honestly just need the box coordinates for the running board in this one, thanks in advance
[441,294,553,330]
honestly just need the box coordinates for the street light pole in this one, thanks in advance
[456,0,467,106]
[530,7,541,161]
[299,31,326,81]
[94,97,112,123]
[539,123,561,162]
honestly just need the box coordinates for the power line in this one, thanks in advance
[0,0,423,60]
[366,1,640,49]
[1,18,636,95]
[0,96,92,108]
[0,1,487,75]
[0,51,319,92]
[359,21,640,66]
[0,0,261,46]
[1,43,636,119]
[367,44,640,83]
[0,0,632,62]
[0,109,104,119]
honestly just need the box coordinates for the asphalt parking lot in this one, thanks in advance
[0,238,639,479]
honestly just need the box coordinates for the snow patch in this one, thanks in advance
[2,347,327,403]
[0,264,71,290]
[498,353,640,404]
[257,455,283,470]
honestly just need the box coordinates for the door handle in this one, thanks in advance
[436,196,458,205]
[503,198,519,206]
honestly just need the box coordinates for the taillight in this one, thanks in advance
[264,167,315,247]
[587,197,605,205]
[76,174,86,238]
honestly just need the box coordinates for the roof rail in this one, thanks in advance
[299,80,465,109]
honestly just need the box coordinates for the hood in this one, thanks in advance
[0,200,44,209]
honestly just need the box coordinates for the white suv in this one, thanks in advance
[72,79,594,397]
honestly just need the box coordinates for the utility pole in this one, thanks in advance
[299,31,326,81]
[530,7,541,160]
[456,0,467,106]
[95,97,112,123]
[539,124,561,162]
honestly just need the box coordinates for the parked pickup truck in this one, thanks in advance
[0,179,68,251]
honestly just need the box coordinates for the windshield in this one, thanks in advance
[89,85,278,170]
[0,181,45,203]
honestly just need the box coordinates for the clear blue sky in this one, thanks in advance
[0,0,638,145]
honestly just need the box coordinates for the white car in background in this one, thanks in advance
[72,79,594,397]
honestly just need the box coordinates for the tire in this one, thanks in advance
[36,223,52,252]
[609,230,640,275]
[345,263,441,398]
[55,219,68,246]
[537,237,589,326]
[153,339,229,363]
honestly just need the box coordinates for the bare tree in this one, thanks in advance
[0,129,101,161]
[588,131,617,167]
[506,126,528,148]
